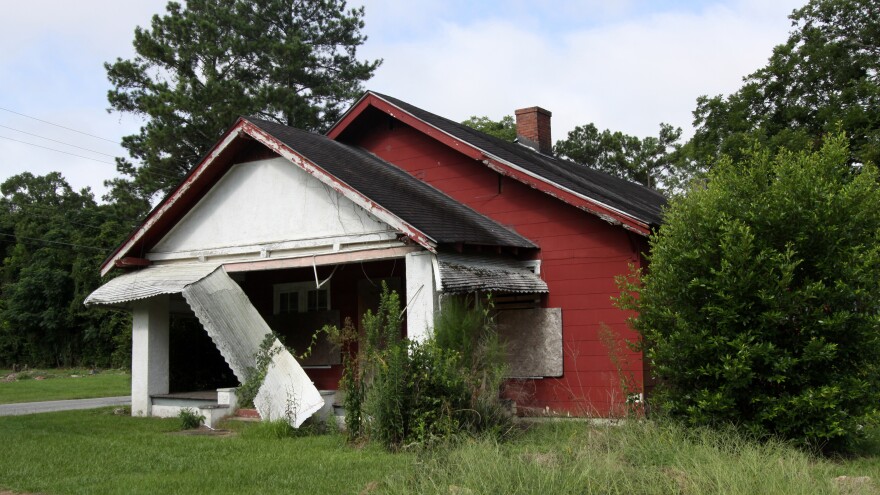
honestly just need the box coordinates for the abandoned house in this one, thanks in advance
[85,91,665,426]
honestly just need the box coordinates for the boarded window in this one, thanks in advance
[496,308,563,378]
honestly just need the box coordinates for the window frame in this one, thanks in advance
[272,281,331,315]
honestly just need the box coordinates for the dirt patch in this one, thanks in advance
[169,426,236,437]
[834,476,874,495]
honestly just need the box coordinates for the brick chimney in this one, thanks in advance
[515,106,552,154]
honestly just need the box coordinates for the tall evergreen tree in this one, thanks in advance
[106,0,381,196]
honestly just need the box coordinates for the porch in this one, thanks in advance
[86,248,436,427]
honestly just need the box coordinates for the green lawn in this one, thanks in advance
[0,409,411,494]
[0,411,877,495]
[0,369,130,404]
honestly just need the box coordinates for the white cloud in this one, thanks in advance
[0,0,804,198]
[360,0,802,139]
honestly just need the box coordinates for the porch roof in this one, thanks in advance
[84,263,220,307]
[437,253,548,294]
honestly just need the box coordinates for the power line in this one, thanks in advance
[0,106,120,144]
[5,200,142,230]
[0,232,109,251]
[0,135,117,165]
[0,124,119,158]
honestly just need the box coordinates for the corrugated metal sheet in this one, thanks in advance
[84,263,221,307]
[85,263,323,427]
[182,269,323,427]
[437,253,548,294]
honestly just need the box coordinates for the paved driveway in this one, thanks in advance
[0,396,130,416]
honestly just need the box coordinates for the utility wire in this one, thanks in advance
[0,232,109,251]
[0,124,119,158]
[5,203,141,230]
[12,211,106,231]
[0,106,120,144]
[0,135,117,165]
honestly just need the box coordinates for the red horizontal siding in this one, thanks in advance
[341,117,646,416]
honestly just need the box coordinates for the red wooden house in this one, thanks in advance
[86,91,664,424]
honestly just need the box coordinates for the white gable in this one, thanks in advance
[149,157,397,262]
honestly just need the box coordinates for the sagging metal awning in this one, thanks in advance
[84,263,221,308]
[85,263,323,427]
[437,253,548,294]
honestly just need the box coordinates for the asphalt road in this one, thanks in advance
[0,396,130,416]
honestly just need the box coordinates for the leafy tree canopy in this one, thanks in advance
[461,115,517,142]
[463,115,690,196]
[619,133,880,451]
[0,173,132,367]
[555,122,689,196]
[689,0,880,166]
[106,0,381,197]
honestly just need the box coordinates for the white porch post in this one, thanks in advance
[130,295,170,416]
[405,251,437,342]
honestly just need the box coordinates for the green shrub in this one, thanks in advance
[177,408,204,430]
[619,133,880,451]
[432,295,509,433]
[338,285,510,450]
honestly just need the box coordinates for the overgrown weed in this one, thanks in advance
[383,419,868,494]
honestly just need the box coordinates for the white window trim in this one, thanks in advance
[273,281,331,315]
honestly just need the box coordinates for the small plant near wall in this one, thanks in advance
[177,408,205,430]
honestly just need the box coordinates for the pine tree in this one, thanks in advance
[106,0,380,196]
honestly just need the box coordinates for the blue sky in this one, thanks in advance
[0,0,803,199]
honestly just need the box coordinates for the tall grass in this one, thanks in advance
[1,410,878,494]
[383,420,879,494]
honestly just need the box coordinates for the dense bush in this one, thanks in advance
[340,284,510,450]
[620,134,880,450]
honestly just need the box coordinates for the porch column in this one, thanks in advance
[130,295,170,416]
[405,251,437,342]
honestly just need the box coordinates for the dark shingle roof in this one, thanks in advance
[246,117,536,249]
[368,92,666,226]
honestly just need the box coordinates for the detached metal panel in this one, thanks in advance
[181,269,324,427]
[86,264,324,428]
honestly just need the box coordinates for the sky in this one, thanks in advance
[0,0,804,200]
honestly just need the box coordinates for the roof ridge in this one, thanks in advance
[364,91,666,227]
